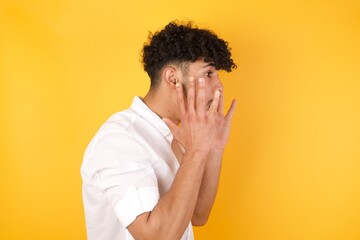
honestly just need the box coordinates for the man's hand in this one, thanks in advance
[163,77,236,154]
[163,77,222,155]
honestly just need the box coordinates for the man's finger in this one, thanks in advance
[175,81,186,119]
[163,118,180,140]
[218,91,224,114]
[196,78,206,115]
[187,77,196,113]
[225,99,237,124]
[209,90,221,113]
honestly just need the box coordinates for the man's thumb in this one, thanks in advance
[162,118,179,138]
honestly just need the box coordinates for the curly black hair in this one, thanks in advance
[141,21,237,89]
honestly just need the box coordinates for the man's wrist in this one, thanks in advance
[181,147,209,164]
[210,147,225,155]
[207,148,225,160]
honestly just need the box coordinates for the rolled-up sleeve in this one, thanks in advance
[85,131,160,228]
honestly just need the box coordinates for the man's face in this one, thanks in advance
[178,58,224,110]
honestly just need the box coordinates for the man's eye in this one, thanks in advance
[205,71,213,77]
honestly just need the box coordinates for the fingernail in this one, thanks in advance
[189,77,194,82]
[199,78,204,84]
[215,90,220,97]
[176,82,180,88]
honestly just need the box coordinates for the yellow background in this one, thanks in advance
[1,0,359,239]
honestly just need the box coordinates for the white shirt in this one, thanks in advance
[81,96,194,240]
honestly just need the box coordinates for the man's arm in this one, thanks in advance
[191,95,237,226]
[127,77,219,240]
[191,149,223,226]
[128,149,208,240]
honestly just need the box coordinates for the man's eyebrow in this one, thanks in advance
[202,62,215,68]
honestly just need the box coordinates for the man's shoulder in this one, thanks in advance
[81,108,151,172]
[88,107,146,147]
[99,108,135,133]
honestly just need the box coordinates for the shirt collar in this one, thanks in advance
[130,96,173,143]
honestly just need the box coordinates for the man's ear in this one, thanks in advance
[162,66,178,89]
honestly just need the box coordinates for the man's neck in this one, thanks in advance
[143,88,179,125]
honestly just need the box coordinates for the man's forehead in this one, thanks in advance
[190,58,215,69]
[202,62,215,68]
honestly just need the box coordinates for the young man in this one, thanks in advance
[81,21,237,240]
